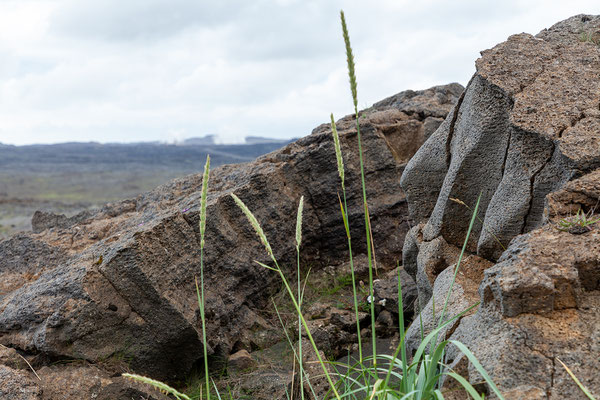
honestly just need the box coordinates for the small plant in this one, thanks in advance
[340,10,378,367]
[556,208,599,234]
[579,30,600,45]
[331,112,364,363]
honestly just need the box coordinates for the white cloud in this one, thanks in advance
[0,0,599,145]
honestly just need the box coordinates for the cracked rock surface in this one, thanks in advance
[401,15,600,398]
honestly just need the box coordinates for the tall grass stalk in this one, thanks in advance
[331,113,363,364]
[340,9,377,366]
[231,193,342,400]
[296,196,305,400]
[197,155,211,400]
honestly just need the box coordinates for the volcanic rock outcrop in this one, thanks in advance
[0,83,461,396]
[401,15,600,398]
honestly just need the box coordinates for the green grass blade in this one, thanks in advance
[449,341,504,399]
[434,389,446,400]
[338,194,351,239]
[557,358,597,400]
[211,378,222,400]
[443,372,484,400]
[413,302,480,365]
[432,193,482,355]
[254,260,279,272]
[398,266,409,392]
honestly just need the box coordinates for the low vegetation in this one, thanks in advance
[556,208,600,233]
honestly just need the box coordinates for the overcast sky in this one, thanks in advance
[0,1,598,145]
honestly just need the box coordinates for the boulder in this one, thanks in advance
[228,349,256,374]
[401,15,600,398]
[402,15,600,264]
[0,84,462,385]
[372,266,418,319]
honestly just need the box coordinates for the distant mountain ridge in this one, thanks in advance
[0,137,294,167]
[0,137,294,239]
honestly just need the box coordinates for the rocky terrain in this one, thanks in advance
[0,80,461,398]
[402,14,600,399]
[1,14,599,400]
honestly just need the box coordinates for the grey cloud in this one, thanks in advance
[51,0,249,41]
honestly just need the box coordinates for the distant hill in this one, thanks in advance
[244,136,297,144]
[0,140,293,168]
[0,139,294,239]
[179,135,292,146]
[180,135,216,145]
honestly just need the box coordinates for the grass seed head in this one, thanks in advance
[122,373,192,400]
[199,155,210,248]
[340,10,358,110]
[330,113,345,186]
[230,193,274,258]
[295,196,304,249]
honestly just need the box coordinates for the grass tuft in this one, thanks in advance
[556,207,600,233]
[331,114,363,363]
[579,30,600,46]
[231,193,342,400]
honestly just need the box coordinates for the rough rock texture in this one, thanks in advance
[0,84,461,389]
[402,15,600,262]
[0,360,170,400]
[404,255,492,354]
[0,365,42,400]
[401,15,600,398]
[228,349,256,374]
[373,267,418,319]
